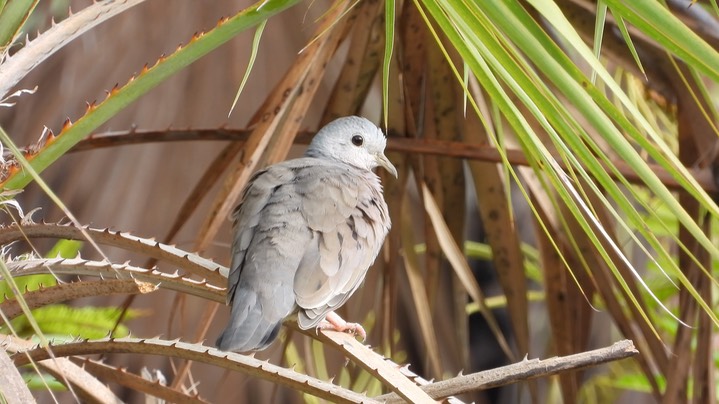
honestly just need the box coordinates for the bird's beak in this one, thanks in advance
[375,153,398,178]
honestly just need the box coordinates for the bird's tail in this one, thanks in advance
[215,288,284,353]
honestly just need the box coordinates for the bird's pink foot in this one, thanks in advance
[318,311,366,341]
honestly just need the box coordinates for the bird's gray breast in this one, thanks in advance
[290,161,391,329]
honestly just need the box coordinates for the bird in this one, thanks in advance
[216,116,397,352]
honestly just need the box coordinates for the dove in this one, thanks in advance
[216,116,397,352]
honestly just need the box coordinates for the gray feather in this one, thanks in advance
[217,116,393,352]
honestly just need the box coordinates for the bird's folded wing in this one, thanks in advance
[226,166,296,302]
[293,164,386,328]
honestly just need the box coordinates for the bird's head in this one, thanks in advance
[306,116,398,178]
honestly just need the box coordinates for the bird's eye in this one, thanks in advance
[351,134,364,146]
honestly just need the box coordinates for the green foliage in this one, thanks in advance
[2,0,300,190]
[0,239,82,302]
[0,273,55,303]
[23,373,66,392]
[3,305,145,340]
[0,239,142,342]
[416,240,543,283]
[592,183,719,396]
[45,239,83,259]
[0,0,37,49]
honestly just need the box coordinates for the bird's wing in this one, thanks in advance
[220,161,313,351]
[292,163,390,329]
[226,167,270,302]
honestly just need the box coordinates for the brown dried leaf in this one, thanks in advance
[3,336,121,403]
[321,0,385,124]
[421,183,514,360]
[73,358,209,404]
[193,0,356,252]
[400,193,442,378]
[0,348,35,404]
[464,95,529,361]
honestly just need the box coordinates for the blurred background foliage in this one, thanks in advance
[1,0,719,402]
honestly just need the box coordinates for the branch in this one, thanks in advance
[71,129,717,192]
[3,336,122,403]
[0,222,227,285]
[376,339,638,403]
[6,336,377,404]
[3,258,225,304]
[304,328,438,404]
[0,279,147,320]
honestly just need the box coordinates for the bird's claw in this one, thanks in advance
[318,311,367,341]
[318,321,367,341]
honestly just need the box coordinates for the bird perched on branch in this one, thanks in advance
[216,116,397,352]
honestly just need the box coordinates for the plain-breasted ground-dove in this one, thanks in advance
[216,116,396,352]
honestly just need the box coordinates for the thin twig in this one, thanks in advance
[375,339,638,403]
[71,129,717,193]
